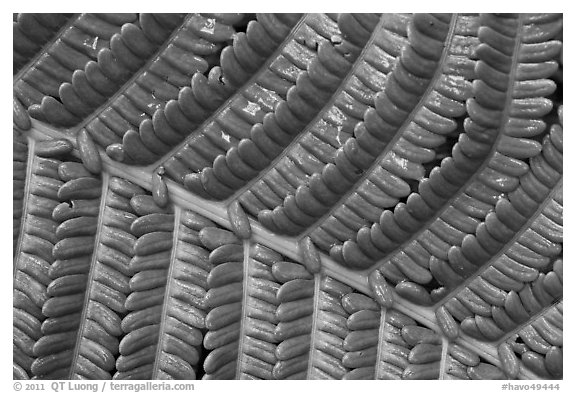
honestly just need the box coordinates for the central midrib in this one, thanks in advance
[373,307,387,379]
[151,205,181,379]
[234,239,252,379]
[305,274,322,378]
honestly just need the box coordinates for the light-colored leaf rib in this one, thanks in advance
[234,239,251,379]
[374,307,387,379]
[151,205,181,379]
[13,136,35,273]
[305,274,321,378]
[438,336,449,380]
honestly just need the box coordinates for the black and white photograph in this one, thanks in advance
[10,9,566,389]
